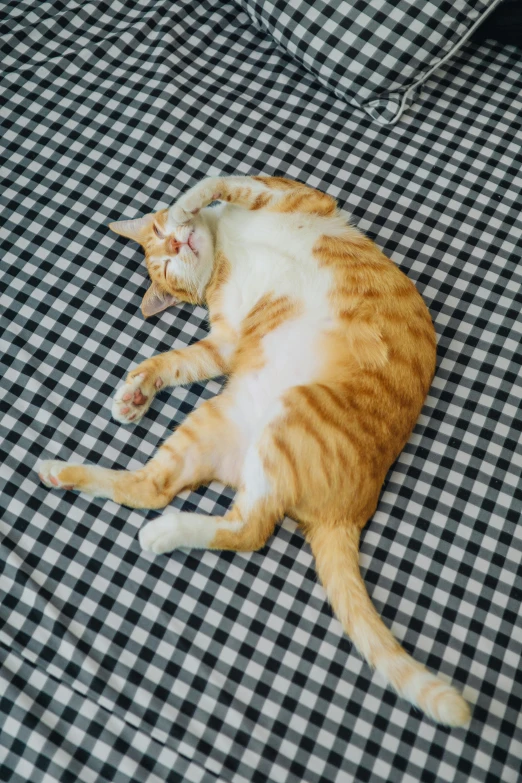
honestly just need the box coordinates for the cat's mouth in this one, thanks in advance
[187,232,197,253]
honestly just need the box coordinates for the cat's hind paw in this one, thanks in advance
[38,460,114,499]
[38,460,78,491]
[139,515,184,554]
[140,512,216,554]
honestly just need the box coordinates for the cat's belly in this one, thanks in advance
[224,314,328,458]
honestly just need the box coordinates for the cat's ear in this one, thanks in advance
[109,214,155,242]
[141,282,180,318]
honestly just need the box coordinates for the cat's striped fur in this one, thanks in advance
[38,176,470,726]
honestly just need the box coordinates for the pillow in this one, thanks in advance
[235,0,502,125]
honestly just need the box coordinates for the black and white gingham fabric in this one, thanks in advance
[1,1,521,781]
[235,0,503,124]
[0,646,223,783]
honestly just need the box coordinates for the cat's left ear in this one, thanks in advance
[141,282,180,318]
[109,213,155,242]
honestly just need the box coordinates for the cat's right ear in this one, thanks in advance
[141,282,180,318]
[109,214,155,242]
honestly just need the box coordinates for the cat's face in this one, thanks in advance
[109,209,215,317]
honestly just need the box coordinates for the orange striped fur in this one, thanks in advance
[39,176,469,726]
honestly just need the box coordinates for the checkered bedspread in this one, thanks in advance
[1,1,521,781]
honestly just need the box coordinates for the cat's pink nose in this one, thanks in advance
[167,237,183,254]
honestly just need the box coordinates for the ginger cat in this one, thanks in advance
[38,176,470,726]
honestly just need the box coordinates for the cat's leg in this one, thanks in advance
[112,333,233,425]
[139,437,285,554]
[38,398,238,509]
[139,484,283,555]
[168,175,337,225]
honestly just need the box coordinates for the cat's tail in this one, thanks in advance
[309,523,470,727]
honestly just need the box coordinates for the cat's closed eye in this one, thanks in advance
[153,224,165,239]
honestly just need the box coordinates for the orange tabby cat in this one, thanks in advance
[38,175,470,726]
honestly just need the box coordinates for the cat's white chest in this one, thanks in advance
[216,207,333,330]
[265,315,324,397]
[215,207,335,451]
[224,313,324,451]
[223,289,333,446]
[218,245,279,330]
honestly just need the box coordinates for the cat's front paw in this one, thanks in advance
[112,361,165,425]
[168,178,224,226]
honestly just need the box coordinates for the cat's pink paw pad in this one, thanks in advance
[132,389,148,406]
[112,371,156,425]
[38,460,73,490]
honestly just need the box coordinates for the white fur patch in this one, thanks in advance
[239,444,273,514]
[210,198,339,503]
[139,512,242,554]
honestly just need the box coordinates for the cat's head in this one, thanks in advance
[109,209,215,318]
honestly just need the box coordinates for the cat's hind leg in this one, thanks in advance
[139,488,283,555]
[139,438,285,553]
[38,398,237,509]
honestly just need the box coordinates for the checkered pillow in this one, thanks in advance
[235,0,502,124]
